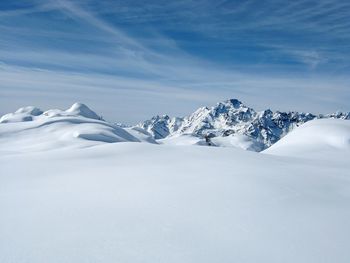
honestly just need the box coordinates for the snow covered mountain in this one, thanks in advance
[139,99,349,151]
[1,100,348,153]
[0,103,156,153]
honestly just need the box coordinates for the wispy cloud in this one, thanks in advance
[1,62,349,124]
[0,3,54,17]
[52,0,145,50]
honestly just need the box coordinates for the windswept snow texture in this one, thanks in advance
[1,105,350,263]
[0,103,156,153]
[139,99,349,151]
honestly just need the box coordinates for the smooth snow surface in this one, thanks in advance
[1,108,350,263]
[210,134,264,151]
[158,134,206,146]
[264,119,350,158]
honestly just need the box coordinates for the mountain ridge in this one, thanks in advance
[138,98,350,151]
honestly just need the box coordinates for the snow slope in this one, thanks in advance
[264,119,350,159]
[1,106,350,263]
[158,134,206,146]
[1,142,350,263]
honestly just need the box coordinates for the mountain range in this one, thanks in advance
[138,99,350,151]
[1,99,349,152]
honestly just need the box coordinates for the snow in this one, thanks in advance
[139,98,349,151]
[0,106,43,123]
[264,119,350,159]
[42,102,102,120]
[65,102,102,120]
[1,106,350,263]
[210,134,264,151]
[0,104,155,153]
[125,126,158,144]
[158,134,206,146]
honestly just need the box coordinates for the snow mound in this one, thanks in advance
[42,102,102,120]
[0,103,102,123]
[264,119,350,157]
[0,103,155,153]
[0,106,43,123]
[65,102,101,120]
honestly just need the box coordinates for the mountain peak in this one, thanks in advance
[214,99,243,110]
[226,98,243,108]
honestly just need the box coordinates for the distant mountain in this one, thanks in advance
[138,99,350,151]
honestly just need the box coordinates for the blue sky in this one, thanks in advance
[0,0,349,123]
